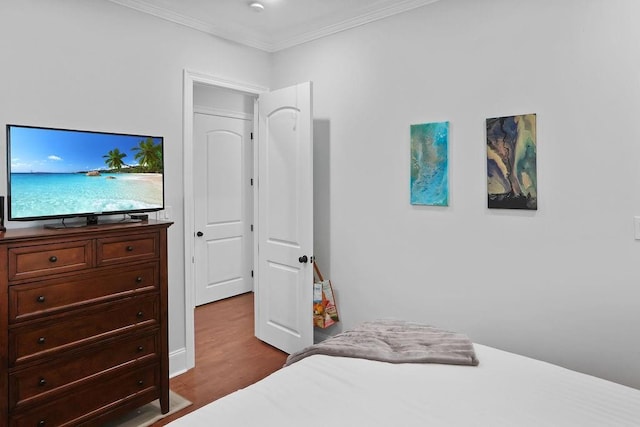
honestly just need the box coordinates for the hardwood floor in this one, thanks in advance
[153,292,288,425]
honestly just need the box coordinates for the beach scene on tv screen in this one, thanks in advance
[9,126,163,219]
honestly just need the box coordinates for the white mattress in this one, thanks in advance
[168,344,640,426]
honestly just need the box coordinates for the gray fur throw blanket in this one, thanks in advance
[285,319,479,367]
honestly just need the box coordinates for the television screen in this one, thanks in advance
[7,124,164,223]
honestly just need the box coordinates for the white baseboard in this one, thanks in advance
[169,347,189,378]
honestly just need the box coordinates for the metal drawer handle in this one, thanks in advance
[137,345,144,352]
[137,380,144,386]
[49,256,57,263]
[135,276,143,283]
[38,377,47,387]
[136,311,144,319]
[38,420,45,427]
[126,246,134,252]
[38,337,46,345]
[37,295,46,303]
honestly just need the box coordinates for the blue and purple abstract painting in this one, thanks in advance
[486,114,537,210]
[410,121,449,206]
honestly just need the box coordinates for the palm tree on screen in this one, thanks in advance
[132,137,162,172]
[103,148,127,170]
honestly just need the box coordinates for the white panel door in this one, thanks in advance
[194,113,253,306]
[255,82,313,354]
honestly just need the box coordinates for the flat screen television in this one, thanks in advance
[6,124,164,227]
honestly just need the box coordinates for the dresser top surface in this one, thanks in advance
[0,220,172,243]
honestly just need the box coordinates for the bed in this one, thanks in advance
[167,320,640,426]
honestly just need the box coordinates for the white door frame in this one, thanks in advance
[182,69,268,370]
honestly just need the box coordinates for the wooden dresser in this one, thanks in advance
[0,220,172,427]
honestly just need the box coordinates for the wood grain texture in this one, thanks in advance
[153,292,287,426]
[0,221,172,427]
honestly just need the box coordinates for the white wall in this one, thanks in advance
[271,0,640,389]
[0,0,270,375]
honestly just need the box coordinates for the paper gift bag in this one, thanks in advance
[313,263,339,328]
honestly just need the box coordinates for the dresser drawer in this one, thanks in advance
[9,364,159,427]
[10,295,159,366]
[97,232,159,266]
[8,240,93,281]
[9,331,159,410]
[9,263,159,322]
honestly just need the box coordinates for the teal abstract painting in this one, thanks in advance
[410,121,449,206]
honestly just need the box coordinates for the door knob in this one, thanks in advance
[196,231,203,237]
[298,255,308,263]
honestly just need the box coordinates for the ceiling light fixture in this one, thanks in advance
[249,2,265,12]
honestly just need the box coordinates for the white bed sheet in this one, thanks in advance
[168,344,640,426]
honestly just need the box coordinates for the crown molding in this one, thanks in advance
[107,0,273,51]
[108,0,441,53]
[271,0,441,52]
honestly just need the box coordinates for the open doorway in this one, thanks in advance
[182,72,323,371]
[182,70,268,371]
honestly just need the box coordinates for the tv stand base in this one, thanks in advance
[44,216,143,230]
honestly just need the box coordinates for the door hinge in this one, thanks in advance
[250,178,253,186]
[251,132,254,140]
[250,224,254,232]
[251,270,254,277]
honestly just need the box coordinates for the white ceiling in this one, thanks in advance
[107,0,441,52]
